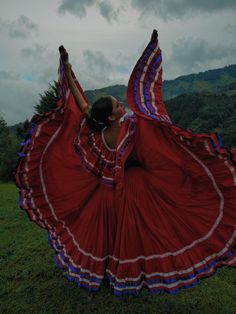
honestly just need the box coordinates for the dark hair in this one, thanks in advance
[86,96,113,132]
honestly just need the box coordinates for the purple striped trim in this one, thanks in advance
[208,133,236,166]
[73,140,115,187]
[88,134,116,166]
[134,43,154,117]
[118,114,135,159]
[101,177,115,187]
[133,42,171,123]
[73,119,116,187]
[144,54,162,114]
[105,245,236,295]
[58,60,66,98]
[48,232,103,288]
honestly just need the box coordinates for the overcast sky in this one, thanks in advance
[1,0,236,125]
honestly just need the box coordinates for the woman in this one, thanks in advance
[16,30,236,295]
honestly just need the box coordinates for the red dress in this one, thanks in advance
[15,34,236,296]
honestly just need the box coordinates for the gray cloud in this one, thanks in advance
[20,43,58,86]
[82,49,113,87]
[58,0,123,22]
[0,44,58,125]
[58,0,96,18]
[0,15,38,39]
[21,43,48,59]
[166,38,236,78]
[98,1,119,23]
[224,23,236,36]
[0,70,39,125]
[0,43,59,125]
[131,0,236,20]
[0,46,121,125]
[1,43,60,125]
[0,71,20,81]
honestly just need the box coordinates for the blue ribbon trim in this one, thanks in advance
[118,114,135,159]
[217,133,223,148]
[47,232,103,287]
[144,54,162,114]
[105,245,236,295]
[132,42,170,122]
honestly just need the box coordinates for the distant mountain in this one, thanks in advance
[163,65,236,99]
[84,64,236,103]
[85,85,127,104]
[216,82,236,96]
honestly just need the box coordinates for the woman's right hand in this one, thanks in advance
[59,45,68,62]
[59,45,71,76]
[58,45,88,112]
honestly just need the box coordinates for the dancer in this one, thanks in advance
[15,30,236,296]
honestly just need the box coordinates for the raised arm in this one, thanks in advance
[59,45,88,112]
[64,62,88,112]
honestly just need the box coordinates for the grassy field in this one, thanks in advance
[1,183,236,314]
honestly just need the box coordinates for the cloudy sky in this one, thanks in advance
[1,0,236,125]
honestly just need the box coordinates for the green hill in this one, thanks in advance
[163,65,236,99]
[85,84,127,104]
[84,64,236,102]
[165,93,236,147]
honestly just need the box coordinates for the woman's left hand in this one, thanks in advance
[64,62,72,77]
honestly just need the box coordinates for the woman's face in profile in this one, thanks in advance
[110,96,126,120]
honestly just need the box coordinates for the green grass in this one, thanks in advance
[1,183,236,314]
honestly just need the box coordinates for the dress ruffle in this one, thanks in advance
[15,92,117,291]
[107,117,236,295]
[73,114,116,186]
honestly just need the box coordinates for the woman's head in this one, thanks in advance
[86,95,125,131]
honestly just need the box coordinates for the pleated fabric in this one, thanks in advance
[108,116,236,295]
[15,72,117,291]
